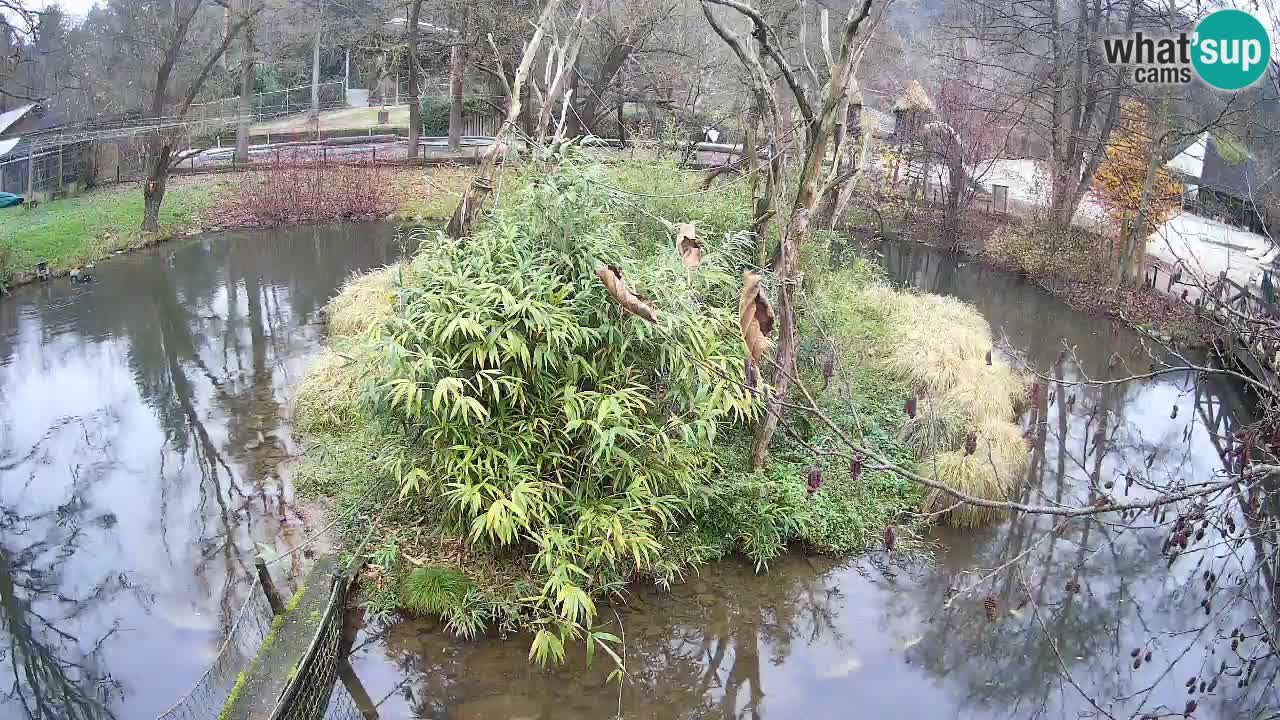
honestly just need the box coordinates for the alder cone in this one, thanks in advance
[595,263,657,323]
[738,272,775,362]
[849,452,864,483]
[806,466,823,495]
[983,594,997,621]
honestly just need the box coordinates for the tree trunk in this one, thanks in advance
[407,0,423,159]
[311,0,322,113]
[235,7,255,164]
[1114,95,1169,287]
[448,42,463,152]
[142,140,172,232]
[447,0,562,240]
[750,208,804,470]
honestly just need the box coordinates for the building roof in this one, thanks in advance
[0,138,19,159]
[1199,134,1273,201]
[0,104,36,136]
[862,107,895,137]
[1165,131,1207,179]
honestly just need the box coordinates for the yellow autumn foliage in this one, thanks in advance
[1094,101,1182,237]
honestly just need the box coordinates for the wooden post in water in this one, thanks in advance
[255,557,286,615]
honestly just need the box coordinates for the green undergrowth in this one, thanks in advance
[292,146,925,662]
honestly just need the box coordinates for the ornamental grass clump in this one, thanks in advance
[900,397,966,457]
[355,146,757,659]
[857,284,1029,527]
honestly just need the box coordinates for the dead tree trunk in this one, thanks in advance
[446,0,562,240]
[702,0,875,469]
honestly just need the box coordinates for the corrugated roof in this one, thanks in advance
[0,137,20,159]
[0,104,36,136]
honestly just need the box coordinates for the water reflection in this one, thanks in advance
[345,239,1276,719]
[0,224,407,719]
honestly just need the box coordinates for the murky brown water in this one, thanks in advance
[2,229,1275,720]
[0,223,407,719]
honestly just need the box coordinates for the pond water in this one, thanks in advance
[1,228,1274,720]
[0,223,408,719]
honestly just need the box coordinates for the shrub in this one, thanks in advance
[358,145,756,649]
[224,161,390,227]
[420,97,451,136]
[984,222,1114,282]
[420,96,494,136]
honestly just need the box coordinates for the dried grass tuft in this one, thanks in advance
[942,361,1027,425]
[292,348,370,434]
[900,397,966,457]
[920,450,1013,529]
[326,264,405,339]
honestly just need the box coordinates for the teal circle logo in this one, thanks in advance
[1192,9,1271,91]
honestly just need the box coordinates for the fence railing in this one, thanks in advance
[155,577,277,720]
[188,81,347,126]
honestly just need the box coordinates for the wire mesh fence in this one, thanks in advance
[188,82,347,126]
[155,578,277,720]
[321,676,368,720]
[269,576,350,720]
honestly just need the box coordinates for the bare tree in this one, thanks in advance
[446,0,563,240]
[141,0,264,231]
[701,0,879,468]
[944,0,1136,228]
[234,0,256,163]
[406,0,424,158]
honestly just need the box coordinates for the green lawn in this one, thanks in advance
[0,180,218,283]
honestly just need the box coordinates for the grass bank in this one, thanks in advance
[0,177,224,286]
[0,165,473,290]
[291,148,1028,662]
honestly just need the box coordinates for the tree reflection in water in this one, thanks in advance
[0,224,410,719]
[342,239,1278,720]
[0,461,123,719]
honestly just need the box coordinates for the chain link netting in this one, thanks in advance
[321,674,367,720]
[156,577,276,720]
[269,576,350,720]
